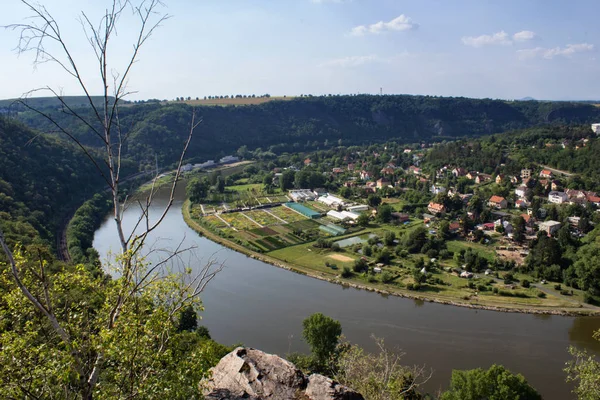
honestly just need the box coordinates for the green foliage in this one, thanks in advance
[377,205,393,223]
[565,330,600,400]
[177,305,198,332]
[302,313,342,369]
[368,194,382,207]
[357,213,370,227]
[341,266,353,278]
[353,257,368,272]
[66,193,112,269]
[0,117,104,251]
[335,337,426,400]
[186,177,209,203]
[441,364,542,400]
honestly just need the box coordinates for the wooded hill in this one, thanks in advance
[0,117,104,251]
[14,95,600,171]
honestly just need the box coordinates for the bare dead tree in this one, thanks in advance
[0,1,222,398]
[334,335,433,400]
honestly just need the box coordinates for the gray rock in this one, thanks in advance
[306,374,364,400]
[202,347,363,400]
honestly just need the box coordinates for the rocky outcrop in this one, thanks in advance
[202,347,364,400]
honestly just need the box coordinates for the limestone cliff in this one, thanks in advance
[202,347,364,400]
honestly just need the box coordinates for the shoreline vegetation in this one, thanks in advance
[181,199,598,317]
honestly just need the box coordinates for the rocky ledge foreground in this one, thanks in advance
[202,347,364,400]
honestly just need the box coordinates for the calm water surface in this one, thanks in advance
[93,187,600,399]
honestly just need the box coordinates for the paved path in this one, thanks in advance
[535,163,574,177]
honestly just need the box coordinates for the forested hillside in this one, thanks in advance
[0,117,104,250]
[15,95,600,171]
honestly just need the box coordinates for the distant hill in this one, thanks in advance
[15,94,600,171]
[0,95,116,112]
[519,97,536,101]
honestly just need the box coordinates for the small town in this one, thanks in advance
[184,124,600,314]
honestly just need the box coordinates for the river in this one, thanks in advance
[93,185,600,399]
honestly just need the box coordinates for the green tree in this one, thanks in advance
[384,231,396,246]
[438,220,451,240]
[302,313,342,368]
[441,364,541,400]
[280,169,295,190]
[186,177,209,203]
[216,175,225,193]
[377,205,393,223]
[177,305,198,332]
[368,194,382,207]
[565,330,600,400]
[357,213,370,227]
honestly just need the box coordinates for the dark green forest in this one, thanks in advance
[0,117,104,252]
[13,95,600,171]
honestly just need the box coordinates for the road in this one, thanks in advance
[534,163,574,177]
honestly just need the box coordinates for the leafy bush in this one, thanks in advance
[521,279,530,288]
[341,267,352,278]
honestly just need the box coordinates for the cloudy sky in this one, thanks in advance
[1,0,599,101]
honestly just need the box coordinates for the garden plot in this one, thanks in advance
[305,201,328,212]
[202,215,229,229]
[220,212,259,230]
[244,210,282,226]
[270,205,309,223]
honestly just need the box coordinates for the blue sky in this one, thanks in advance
[1,0,599,100]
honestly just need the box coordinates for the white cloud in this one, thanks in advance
[350,14,418,36]
[513,30,536,42]
[461,31,512,47]
[517,43,594,59]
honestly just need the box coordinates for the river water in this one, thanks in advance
[93,185,600,399]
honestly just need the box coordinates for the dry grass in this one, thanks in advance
[328,254,355,262]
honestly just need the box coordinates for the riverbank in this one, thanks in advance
[182,200,599,317]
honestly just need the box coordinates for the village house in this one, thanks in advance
[521,213,535,227]
[408,165,421,175]
[515,185,528,198]
[539,169,554,178]
[510,176,519,184]
[587,194,600,206]
[551,180,561,191]
[449,222,461,234]
[332,167,343,174]
[539,220,561,235]
[515,199,530,209]
[566,189,587,202]
[466,171,478,180]
[430,185,446,195]
[521,169,532,179]
[488,195,508,209]
[347,163,355,171]
[359,170,371,180]
[428,202,446,215]
[475,174,491,184]
[376,178,391,189]
[452,167,467,177]
[304,158,312,166]
[495,174,505,184]
[391,212,410,223]
[380,167,395,175]
[548,191,568,204]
